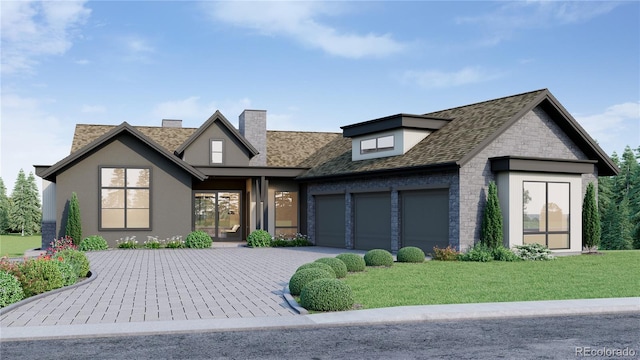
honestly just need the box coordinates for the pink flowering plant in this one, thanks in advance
[46,236,77,256]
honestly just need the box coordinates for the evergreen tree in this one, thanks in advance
[9,169,41,236]
[582,182,600,250]
[65,192,83,245]
[601,199,633,250]
[481,181,503,249]
[0,178,10,234]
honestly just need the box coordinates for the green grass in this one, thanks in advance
[343,251,640,309]
[0,234,42,258]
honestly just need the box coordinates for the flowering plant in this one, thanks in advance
[46,236,77,256]
[116,236,138,249]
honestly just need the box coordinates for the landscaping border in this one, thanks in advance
[282,285,308,315]
[0,269,97,316]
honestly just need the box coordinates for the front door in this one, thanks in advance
[194,191,242,241]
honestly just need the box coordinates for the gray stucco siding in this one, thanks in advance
[459,106,597,250]
[183,121,252,167]
[55,133,194,247]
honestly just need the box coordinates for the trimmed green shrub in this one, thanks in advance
[271,234,312,247]
[315,257,348,278]
[65,192,83,245]
[364,249,394,267]
[79,235,108,251]
[247,230,272,248]
[296,262,336,278]
[288,268,334,296]
[492,246,520,262]
[185,231,213,249]
[481,181,503,249]
[299,278,354,312]
[458,244,494,262]
[0,271,24,307]
[56,249,90,278]
[336,253,366,272]
[431,246,459,261]
[397,246,425,263]
[55,259,77,286]
[582,182,600,250]
[513,243,555,261]
[19,257,64,297]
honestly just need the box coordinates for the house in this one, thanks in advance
[35,89,618,253]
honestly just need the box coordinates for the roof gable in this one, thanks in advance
[41,122,205,181]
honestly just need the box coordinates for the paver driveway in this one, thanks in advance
[0,247,361,327]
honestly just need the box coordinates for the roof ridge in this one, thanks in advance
[267,129,340,135]
[424,88,548,115]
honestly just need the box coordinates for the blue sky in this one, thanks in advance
[1,1,639,193]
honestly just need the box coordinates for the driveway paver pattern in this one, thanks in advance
[0,247,361,327]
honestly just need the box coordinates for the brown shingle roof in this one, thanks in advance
[71,125,196,154]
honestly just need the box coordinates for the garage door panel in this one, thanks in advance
[401,189,449,253]
[354,193,391,251]
[315,195,345,248]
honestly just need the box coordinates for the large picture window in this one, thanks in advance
[101,167,150,229]
[523,181,570,249]
[275,191,298,237]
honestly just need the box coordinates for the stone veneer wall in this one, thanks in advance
[458,106,597,250]
[41,221,56,250]
[306,170,459,251]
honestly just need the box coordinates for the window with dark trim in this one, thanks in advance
[275,191,298,237]
[211,139,223,164]
[523,181,570,249]
[100,167,150,229]
[360,135,394,154]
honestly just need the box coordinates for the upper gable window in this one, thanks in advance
[211,139,223,164]
[361,135,395,154]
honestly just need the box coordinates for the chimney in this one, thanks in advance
[239,110,267,166]
[162,119,182,128]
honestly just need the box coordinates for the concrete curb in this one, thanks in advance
[282,286,308,315]
[0,269,97,316]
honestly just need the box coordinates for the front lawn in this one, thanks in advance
[0,234,42,258]
[343,251,640,309]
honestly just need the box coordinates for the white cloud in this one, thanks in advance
[575,102,640,156]
[1,0,91,74]
[400,66,502,88]
[75,59,90,65]
[204,2,405,58]
[81,105,106,114]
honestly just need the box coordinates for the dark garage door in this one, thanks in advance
[401,189,449,253]
[315,195,345,248]
[354,192,391,251]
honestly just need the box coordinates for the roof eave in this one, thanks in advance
[297,162,459,182]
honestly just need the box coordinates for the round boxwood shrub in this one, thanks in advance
[299,278,354,312]
[246,230,272,248]
[314,257,348,278]
[19,258,64,297]
[55,259,77,286]
[397,246,425,263]
[0,271,24,308]
[296,262,336,278]
[79,235,109,251]
[185,231,213,249]
[364,249,394,267]
[56,249,90,278]
[336,253,366,272]
[288,268,334,296]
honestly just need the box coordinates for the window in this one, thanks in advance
[360,135,395,154]
[275,191,298,237]
[101,167,150,229]
[523,181,570,249]
[211,140,223,164]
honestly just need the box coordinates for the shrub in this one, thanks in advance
[144,236,162,249]
[79,235,108,251]
[336,253,366,272]
[247,230,272,248]
[19,257,64,297]
[65,192,83,245]
[0,271,24,308]
[582,182,600,250]
[513,243,555,261]
[185,231,212,249]
[431,246,459,261]
[55,258,77,286]
[56,249,90,278]
[481,181,503,249]
[288,268,334,296]
[46,236,77,256]
[165,236,185,249]
[296,262,336,278]
[492,246,520,262]
[116,236,138,249]
[458,244,494,262]
[315,257,348,278]
[397,246,425,263]
[271,234,312,247]
[299,278,354,312]
[364,249,394,267]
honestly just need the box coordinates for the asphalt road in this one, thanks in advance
[2,313,639,359]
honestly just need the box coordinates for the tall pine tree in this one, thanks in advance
[65,192,83,245]
[0,178,10,234]
[9,169,41,236]
[481,181,503,249]
[582,182,600,250]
